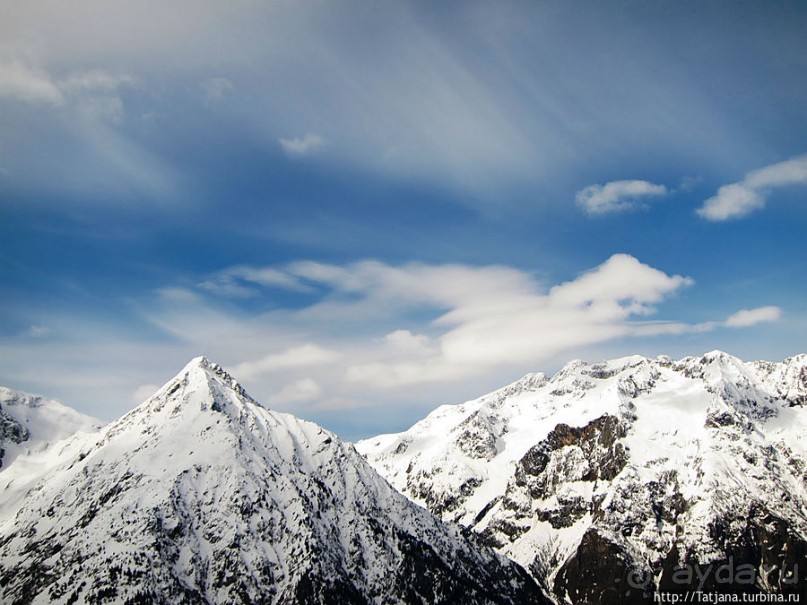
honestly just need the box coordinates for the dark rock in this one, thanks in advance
[554,529,653,605]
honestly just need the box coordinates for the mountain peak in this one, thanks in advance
[0,364,546,604]
[184,354,213,369]
[700,349,740,363]
[118,357,265,436]
[178,355,231,384]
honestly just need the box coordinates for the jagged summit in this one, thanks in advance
[124,356,266,430]
[358,351,807,603]
[187,354,212,367]
[179,355,236,381]
[0,360,546,604]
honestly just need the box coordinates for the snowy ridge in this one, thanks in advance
[357,351,807,602]
[0,385,103,468]
[0,357,546,604]
[0,386,103,521]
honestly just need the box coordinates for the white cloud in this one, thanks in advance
[745,155,807,189]
[132,383,161,404]
[2,1,789,201]
[0,60,132,112]
[191,254,779,393]
[631,305,782,335]
[24,324,51,338]
[269,378,323,405]
[432,254,692,370]
[0,59,179,201]
[202,77,234,100]
[697,154,807,221]
[697,183,763,221]
[383,330,436,355]
[198,265,312,298]
[345,360,466,389]
[576,180,668,215]
[232,344,339,380]
[59,70,133,95]
[629,321,717,337]
[58,70,133,124]
[724,306,781,328]
[279,133,325,157]
[0,60,64,104]
[548,254,693,313]
[132,255,706,397]
[266,254,695,389]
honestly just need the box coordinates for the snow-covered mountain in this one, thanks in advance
[0,386,103,469]
[0,386,103,520]
[0,358,546,605]
[357,352,807,603]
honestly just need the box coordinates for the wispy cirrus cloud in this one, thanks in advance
[576,180,668,215]
[0,57,181,202]
[23,325,51,338]
[270,378,324,405]
[0,59,132,113]
[1,2,803,205]
[232,344,339,380]
[0,60,64,104]
[279,133,325,157]
[631,304,782,337]
[201,77,233,101]
[197,266,312,298]
[697,154,807,221]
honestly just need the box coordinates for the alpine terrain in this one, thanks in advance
[0,386,103,520]
[358,351,807,603]
[0,358,547,605]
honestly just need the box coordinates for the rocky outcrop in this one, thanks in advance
[359,352,807,604]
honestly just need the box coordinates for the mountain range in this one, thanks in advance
[1,351,804,603]
[357,351,807,602]
[0,358,545,605]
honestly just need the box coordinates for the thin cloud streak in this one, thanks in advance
[232,345,339,380]
[198,266,312,299]
[697,154,807,221]
[725,306,781,328]
[3,2,788,204]
[279,134,325,157]
[0,60,64,104]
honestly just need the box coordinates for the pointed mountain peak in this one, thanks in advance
[178,355,231,382]
[184,354,213,369]
[124,357,264,431]
[1,366,547,605]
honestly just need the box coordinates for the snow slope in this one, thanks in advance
[0,386,103,520]
[0,358,546,605]
[358,352,807,603]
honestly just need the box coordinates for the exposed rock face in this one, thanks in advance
[0,406,29,468]
[0,359,547,605]
[358,352,807,603]
[555,529,649,605]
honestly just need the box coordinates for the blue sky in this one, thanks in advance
[1,1,805,440]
